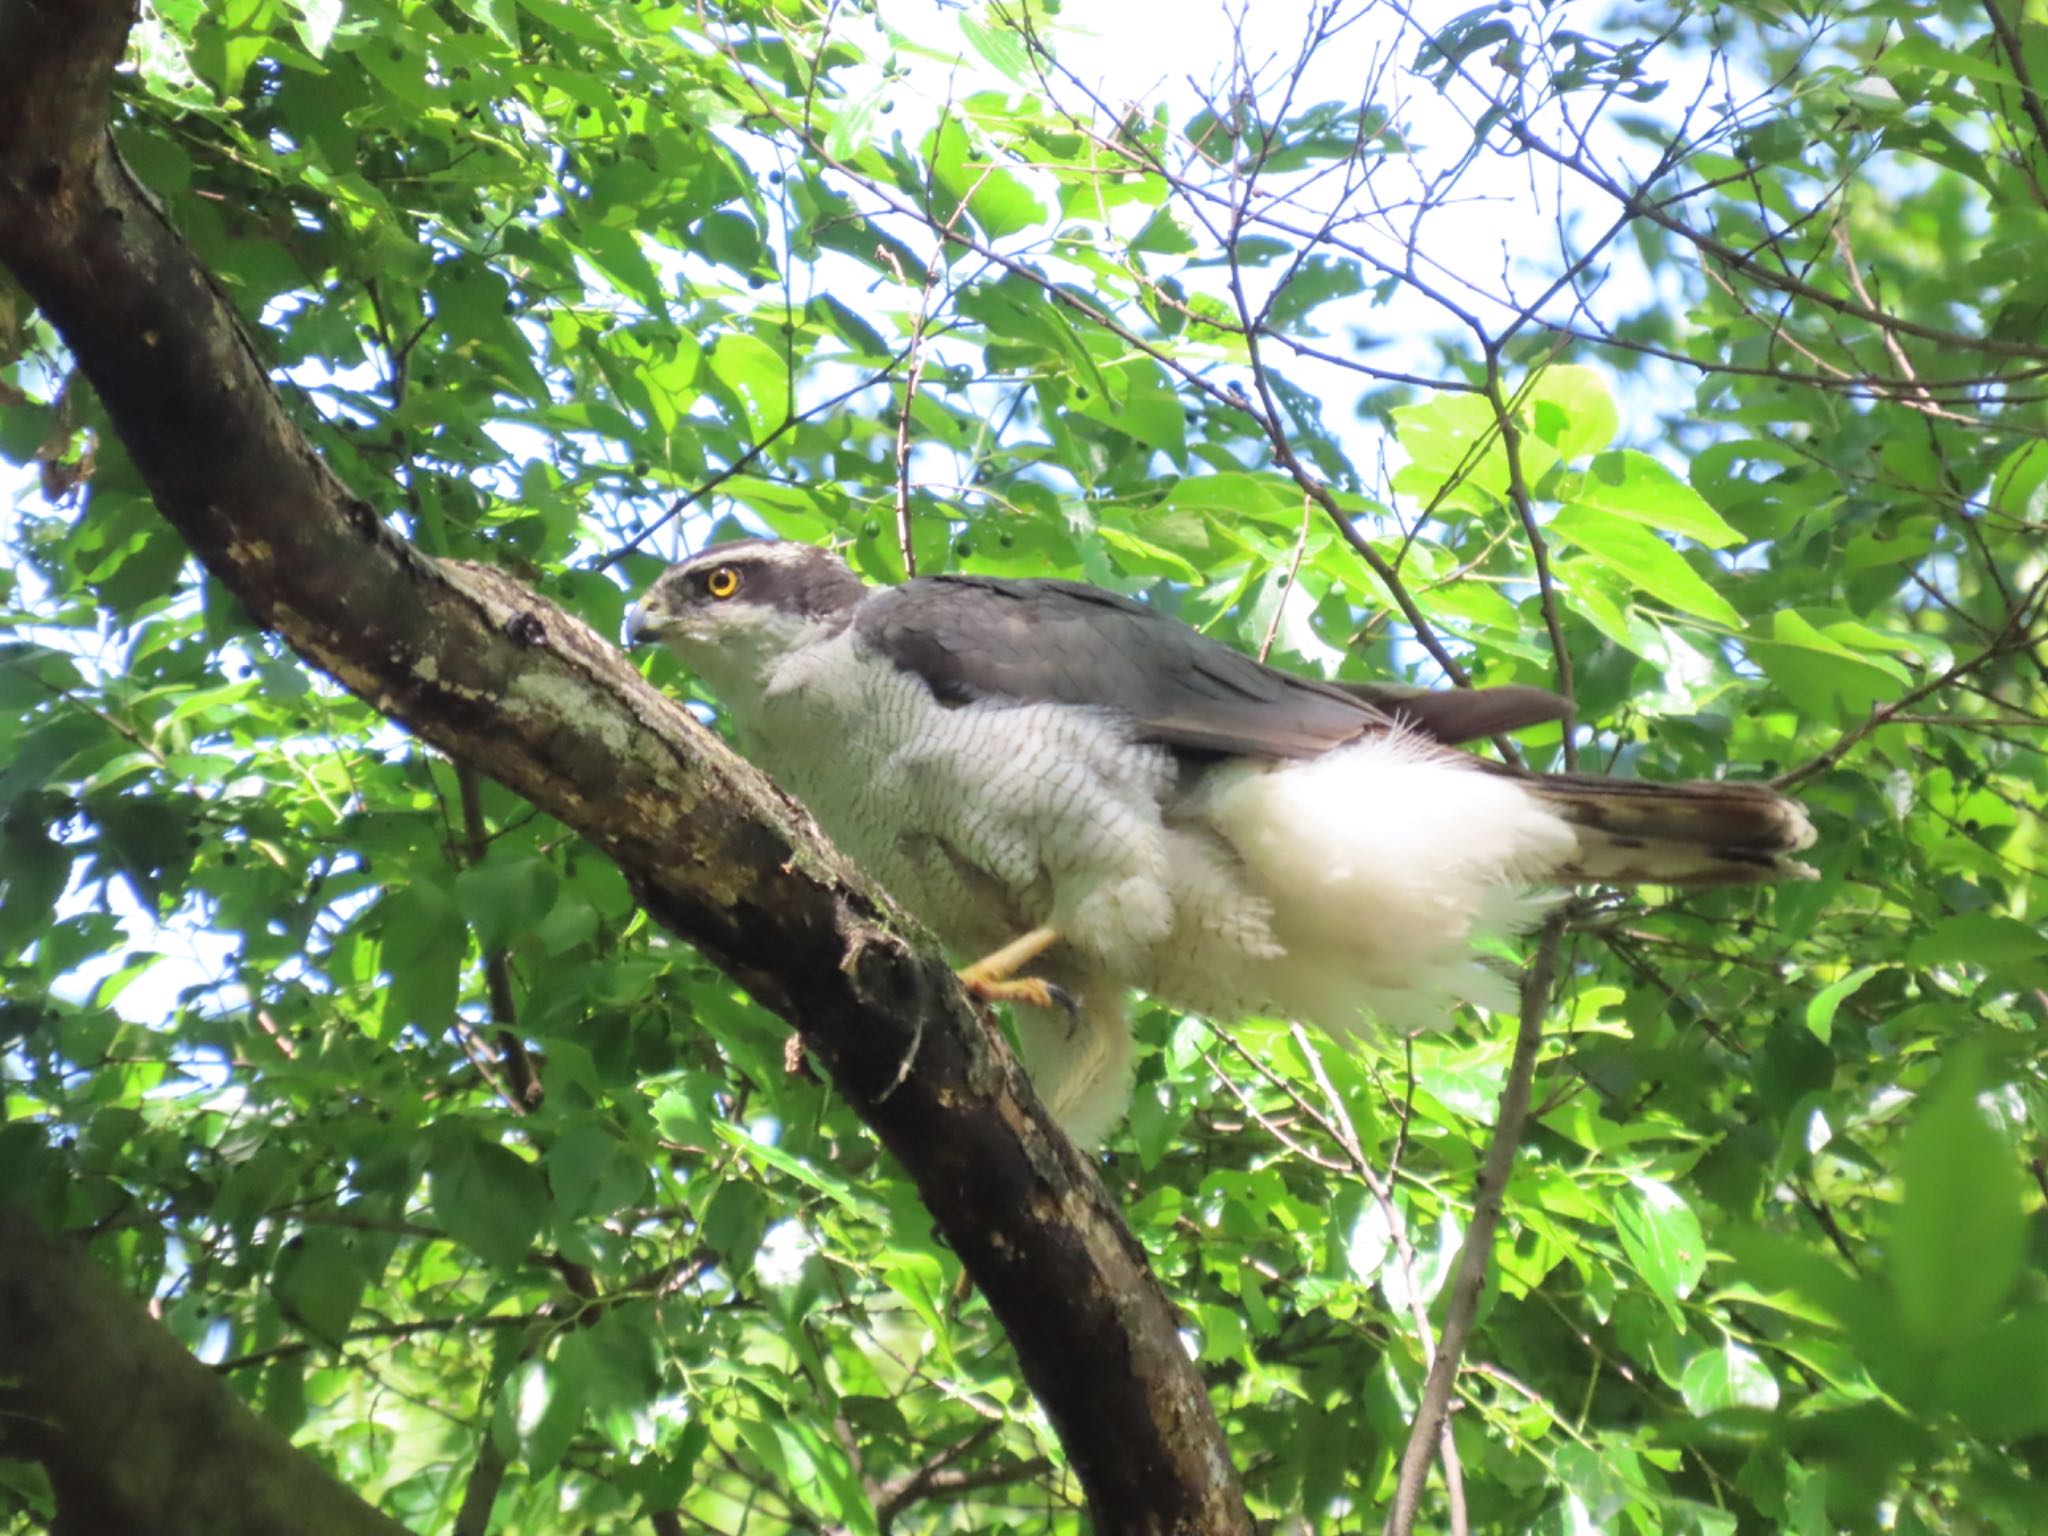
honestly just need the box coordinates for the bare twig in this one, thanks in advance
[876,1422,1054,1534]
[1774,572,2048,789]
[894,336,932,577]
[1289,1026,1467,1535]
[457,762,542,1109]
[1485,361,1576,768]
[596,349,921,569]
[1504,119,2048,361]
[1382,916,1562,1536]
[1256,496,1316,665]
[1984,0,2048,169]
[889,160,982,575]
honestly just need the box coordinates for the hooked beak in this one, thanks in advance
[623,603,654,648]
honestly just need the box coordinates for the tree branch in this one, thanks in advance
[1984,0,2048,171]
[0,5,1250,1532]
[457,761,543,1109]
[1485,361,1576,769]
[0,1207,414,1536]
[1381,917,1562,1536]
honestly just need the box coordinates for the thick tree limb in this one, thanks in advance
[0,1208,415,1536]
[0,3,1250,1532]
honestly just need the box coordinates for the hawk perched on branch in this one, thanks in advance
[628,540,1816,1145]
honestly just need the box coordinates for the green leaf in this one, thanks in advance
[574,222,670,318]
[430,1134,547,1271]
[1526,364,1618,460]
[1721,1228,1890,1338]
[451,0,515,42]
[1161,473,1299,523]
[1391,390,1504,485]
[1936,1307,2048,1437]
[708,332,791,440]
[1805,965,1884,1044]
[545,1122,631,1221]
[697,210,765,277]
[272,1228,368,1343]
[0,818,74,953]
[1615,1178,1706,1305]
[288,0,342,56]
[1196,1301,1250,1364]
[959,14,1029,82]
[813,293,891,361]
[1679,1340,1781,1415]
[823,86,885,160]
[1069,358,1186,458]
[1892,1061,2025,1347]
[1266,255,1366,331]
[1748,610,1907,725]
[499,1356,584,1475]
[1548,504,1743,626]
[881,1250,949,1342]
[714,1122,879,1217]
[557,1311,663,1442]
[930,115,1043,239]
[377,882,466,1033]
[454,854,560,951]
[1906,913,2048,983]
[1564,450,1743,548]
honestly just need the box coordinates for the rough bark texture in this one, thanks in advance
[0,1209,418,1536]
[0,2,1250,1532]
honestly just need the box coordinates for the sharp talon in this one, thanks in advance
[1046,983,1081,1031]
[955,927,1069,1016]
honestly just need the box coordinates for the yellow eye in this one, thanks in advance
[705,566,741,599]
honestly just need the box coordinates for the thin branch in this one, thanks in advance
[213,1310,539,1374]
[1484,360,1576,768]
[875,1423,1053,1534]
[886,164,982,575]
[458,762,542,1109]
[1256,497,1315,665]
[1984,0,2048,165]
[1288,1026,1467,1536]
[1382,916,1562,1536]
[1504,118,2048,361]
[595,348,921,570]
[1774,572,2048,788]
[451,1427,509,1536]
[894,327,932,577]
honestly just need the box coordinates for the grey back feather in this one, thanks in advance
[856,573,1569,759]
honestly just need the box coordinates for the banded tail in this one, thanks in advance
[1522,772,1818,886]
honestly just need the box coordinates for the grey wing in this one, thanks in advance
[854,574,1568,759]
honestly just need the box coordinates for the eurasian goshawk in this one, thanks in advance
[627,539,1816,1145]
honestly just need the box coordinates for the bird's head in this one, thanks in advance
[625,539,869,700]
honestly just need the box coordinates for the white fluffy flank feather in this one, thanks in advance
[1199,730,1576,1032]
[1009,985,1134,1150]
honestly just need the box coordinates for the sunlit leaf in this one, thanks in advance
[1679,1341,1781,1414]
[1549,504,1743,626]
[1616,1178,1706,1305]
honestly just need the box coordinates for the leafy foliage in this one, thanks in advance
[3,0,2046,1531]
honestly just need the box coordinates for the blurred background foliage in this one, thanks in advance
[2,0,2046,1530]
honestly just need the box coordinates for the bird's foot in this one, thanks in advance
[956,927,1076,1023]
[961,974,1073,1016]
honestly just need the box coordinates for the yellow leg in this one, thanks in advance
[956,926,1064,1010]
